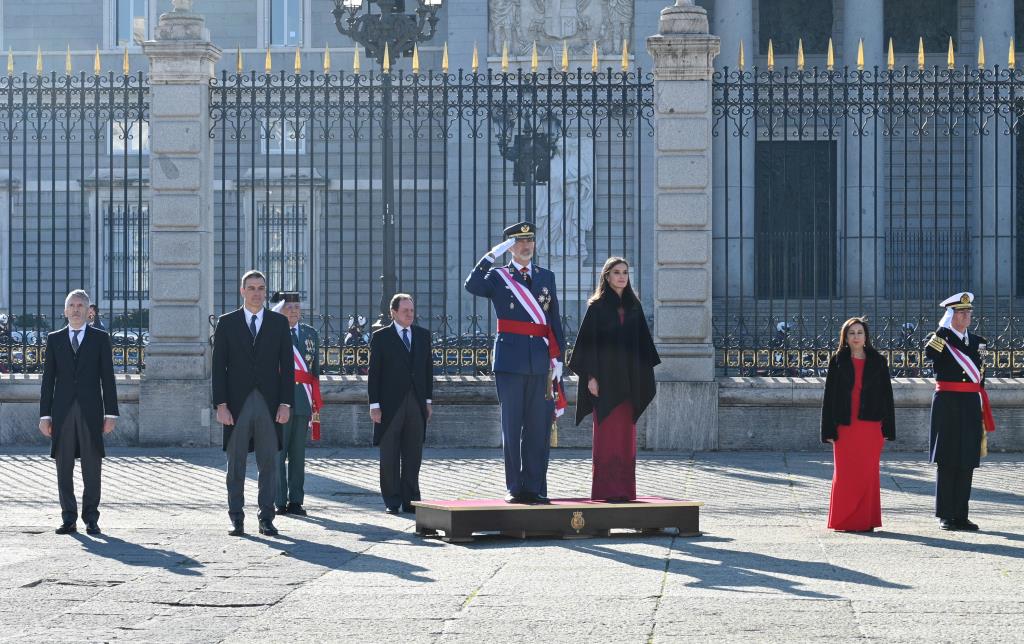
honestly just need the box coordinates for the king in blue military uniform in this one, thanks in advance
[270,291,321,516]
[465,221,565,504]
[924,291,996,531]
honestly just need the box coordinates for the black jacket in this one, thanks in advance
[367,323,433,446]
[820,347,896,443]
[567,290,660,425]
[39,325,119,459]
[212,307,295,451]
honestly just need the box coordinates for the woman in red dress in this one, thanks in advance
[820,317,896,531]
[568,257,660,501]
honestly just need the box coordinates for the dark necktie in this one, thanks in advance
[291,327,298,345]
[71,329,80,354]
[402,328,411,352]
[520,266,532,287]
[249,314,258,343]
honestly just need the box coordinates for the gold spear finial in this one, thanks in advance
[591,41,599,71]
[857,38,864,70]
[65,45,72,75]
[236,46,243,73]
[1010,38,1016,70]
[739,39,746,71]
[471,41,478,72]
[826,38,833,71]
[36,47,43,75]
[412,43,420,74]
[123,47,129,75]
[323,45,331,73]
[501,40,509,72]
[918,37,925,70]
[531,40,538,72]
[7,49,13,76]
[382,42,391,73]
[294,46,302,74]
[561,40,569,72]
[621,38,629,71]
[978,37,985,69]
[353,47,361,74]
[797,38,804,71]
[94,46,101,75]
[947,36,955,69]
[265,47,272,73]
[767,38,774,71]
[442,41,449,73]
[887,37,895,70]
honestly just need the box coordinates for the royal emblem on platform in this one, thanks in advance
[570,510,585,533]
[538,287,551,311]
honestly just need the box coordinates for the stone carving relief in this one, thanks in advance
[489,0,634,57]
[535,134,594,263]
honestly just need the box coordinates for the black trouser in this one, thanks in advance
[379,392,425,510]
[226,390,278,523]
[935,465,974,521]
[56,401,102,525]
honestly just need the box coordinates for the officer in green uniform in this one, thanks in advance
[270,292,320,516]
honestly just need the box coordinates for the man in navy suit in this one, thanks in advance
[465,221,565,503]
[39,289,118,535]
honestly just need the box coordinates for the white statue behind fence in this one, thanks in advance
[535,135,594,265]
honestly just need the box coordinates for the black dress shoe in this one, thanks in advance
[939,519,959,531]
[959,519,980,531]
[55,522,77,535]
[228,520,245,536]
[402,505,416,515]
[275,505,288,515]
[529,494,551,505]
[385,506,401,515]
[287,503,307,516]
[504,493,526,504]
[85,521,101,535]
[258,520,279,536]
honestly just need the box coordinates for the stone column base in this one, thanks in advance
[645,381,719,451]
[139,379,214,447]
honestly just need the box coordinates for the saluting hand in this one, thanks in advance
[588,377,599,397]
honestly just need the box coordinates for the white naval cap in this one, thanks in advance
[939,292,974,310]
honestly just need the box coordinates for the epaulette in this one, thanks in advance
[926,333,946,353]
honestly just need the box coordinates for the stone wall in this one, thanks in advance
[5,373,1021,451]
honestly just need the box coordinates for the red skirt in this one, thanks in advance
[591,401,637,501]
[827,419,884,531]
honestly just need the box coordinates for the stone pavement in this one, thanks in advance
[0,447,1021,643]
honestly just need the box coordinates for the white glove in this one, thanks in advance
[488,238,516,260]
[552,360,563,380]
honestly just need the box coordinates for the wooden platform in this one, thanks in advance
[411,496,702,543]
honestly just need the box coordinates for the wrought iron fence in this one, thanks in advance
[209,66,654,374]
[0,72,149,374]
[713,63,1024,377]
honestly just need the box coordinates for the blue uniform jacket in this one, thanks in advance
[465,256,566,376]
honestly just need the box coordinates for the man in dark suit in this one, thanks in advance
[925,291,994,531]
[212,270,294,537]
[464,222,565,504]
[39,290,118,535]
[367,293,433,514]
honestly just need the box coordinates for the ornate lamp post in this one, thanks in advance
[331,0,444,328]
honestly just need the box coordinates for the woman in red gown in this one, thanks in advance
[568,257,660,501]
[820,317,896,531]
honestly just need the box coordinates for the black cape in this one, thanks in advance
[567,290,660,425]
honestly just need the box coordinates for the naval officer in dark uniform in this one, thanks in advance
[924,291,995,531]
[465,222,565,504]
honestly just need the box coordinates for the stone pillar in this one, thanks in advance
[645,1,720,450]
[140,5,222,445]
[710,0,755,300]
[842,0,885,301]
[974,0,1015,298]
